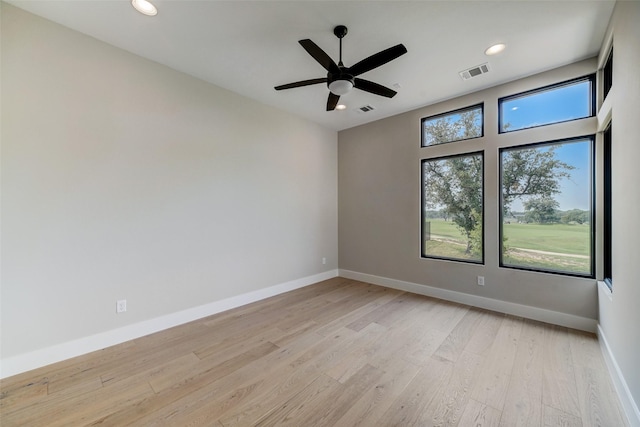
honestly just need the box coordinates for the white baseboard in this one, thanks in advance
[0,269,339,379]
[339,269,597,333]
[598,325,640,427]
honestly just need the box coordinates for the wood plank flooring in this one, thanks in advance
[0,277,628,426]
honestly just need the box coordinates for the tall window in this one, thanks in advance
[603,123,612,288]
[422,152,484,263]
[422,104,483,146]
[499,76,595,133]
[499,137,594,277]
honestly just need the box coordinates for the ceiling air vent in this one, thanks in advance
[357,104,376,113]
[459,63,490,81]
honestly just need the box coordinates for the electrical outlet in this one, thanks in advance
[477,276,485,286]
[116,299,127,313]
[322,257,327,265]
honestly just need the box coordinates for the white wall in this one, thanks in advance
[0,4,338,372]
[339,59,598,325]
[597,2,640,425]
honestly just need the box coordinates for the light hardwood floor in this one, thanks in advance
[0,277,628,426]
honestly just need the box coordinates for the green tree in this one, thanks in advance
[468,210,483,257]
[501,145,575,217]
[523,197,560,223]
[423,154,483,254]
[561,209,589,224]
[424,109,482,146]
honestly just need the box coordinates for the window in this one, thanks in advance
[419,73,595,275]
[499,137,594,277]
[499,76,595,133]
[603,48,613,101]
[603,123,612,288]
[421,104,483,146]
[422,152,484,263]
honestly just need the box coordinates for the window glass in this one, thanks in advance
[603,49,613,101]
[500,137,594,277]
[422,152,483,263]
[499,77,594,133]
[421,104,483,146]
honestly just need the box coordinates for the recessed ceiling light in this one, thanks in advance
[485,43,506,56]
[132,0,157,16]
[335,104,347,110]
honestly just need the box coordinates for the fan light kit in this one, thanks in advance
[275,25,407,111]
[328,80,353,96]
[132,0,157,16]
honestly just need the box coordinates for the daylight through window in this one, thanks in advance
[499,137,594,277]
[421,104,483,147]
[499,76,594,133]
[422,152,484,263]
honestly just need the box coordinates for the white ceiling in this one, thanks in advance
[7,0,615,131]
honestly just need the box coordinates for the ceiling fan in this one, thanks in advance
[274,25,407,111]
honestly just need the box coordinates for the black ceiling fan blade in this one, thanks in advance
[274,78,327,91]
[327,93,340,111]
[354,78,397,98]
[349,44,407,77]
[299,39,340,74]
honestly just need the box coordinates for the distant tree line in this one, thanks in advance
[508,207,589,225]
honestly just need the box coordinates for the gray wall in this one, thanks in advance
[1,4,338,360]
[598,1,640,421]
[339,59,598,319]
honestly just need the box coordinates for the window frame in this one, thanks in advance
[498,135,596,278]
[498,74,596,134]
[420,103,484,147]
[603,123,612,288]
[421,150,485,265]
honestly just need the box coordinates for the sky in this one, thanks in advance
[501,80,592,212]
[501,79,591,131]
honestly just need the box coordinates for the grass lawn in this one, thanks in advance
[502,251,590,274]
[423,220,481,262]
[502,222,590,255]
[423,239,469,259]
[423,219,591,273]
[426,219,466,241]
